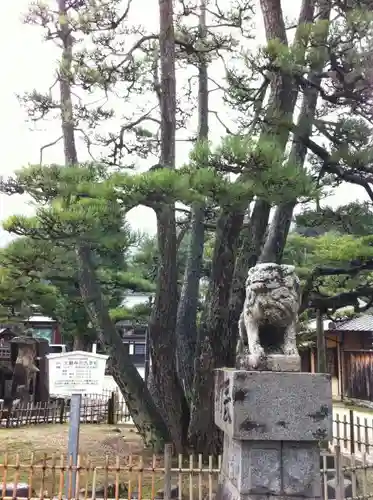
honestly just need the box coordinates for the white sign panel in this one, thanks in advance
[46,351,109,396]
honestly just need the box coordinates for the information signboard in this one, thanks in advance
[46,350,109,396]
[46,350,109,498]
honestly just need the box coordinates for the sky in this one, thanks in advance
[0,0,368,248]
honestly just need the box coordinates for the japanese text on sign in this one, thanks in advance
[47,350,108,396]
[54,357,100,389]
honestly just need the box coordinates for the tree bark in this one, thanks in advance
[147,0,188,452]
[72,336,85,351]
[188,208,245,453]
[56,0,170,448]
[259,0,331,264]
[228,0,319,347]
[227,200,271,355]
[77,245,171,448]
[188,0,316,453]
[175,0,208,403]
[259,201,295,263]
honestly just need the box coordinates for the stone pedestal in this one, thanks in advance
[215,369,332,500]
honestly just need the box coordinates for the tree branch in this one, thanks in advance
[290,123,373,201]
[300,259,373,313]
[39,136,64,164]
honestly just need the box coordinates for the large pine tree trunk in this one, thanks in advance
[56,0,170,449]
[259,201,295,263]
[149,206,188,451]
[188,209,245,453]
[228,0,319,351]
[175,0,209,403]
[148,0,188,452]
[188,0,316,454]
[77,245,171,448]
[260,0,331,263]
[176,206,205,401]
[227,200,271,352]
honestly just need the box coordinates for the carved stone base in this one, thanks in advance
[236,353,301,372]
[215,369,332,500]
[218,438,321,500]
[214,369,332,442]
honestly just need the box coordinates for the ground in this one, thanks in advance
[0,424,219,498]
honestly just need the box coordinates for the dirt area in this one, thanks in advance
[0,424,218,498]
[0,424,143,460]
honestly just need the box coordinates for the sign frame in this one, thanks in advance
[46,350,109,498]
[46,350,109,397]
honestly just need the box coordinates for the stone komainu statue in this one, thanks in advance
[236,263,301,370]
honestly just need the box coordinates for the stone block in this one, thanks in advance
[264,354,301,372]
[282,443,321,497]
[214,369,332,441]
[217,475,322,500]
[239,442,281,495]
[220,438,320,497]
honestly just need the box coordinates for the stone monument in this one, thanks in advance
[215,263,332,500]
[10,335,39,403]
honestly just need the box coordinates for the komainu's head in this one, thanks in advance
[245,263,300,326]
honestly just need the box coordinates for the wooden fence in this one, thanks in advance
[0,445,372,500]
[343,350,373,402]
[6,395,373,464]
[332,410,373,460]
[0,444,220,500]
[3,399,373,458]
[0,391,131,428]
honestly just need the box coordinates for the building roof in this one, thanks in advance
[27,316,56,323]
[0,326,12,331]
[330,315,373,332]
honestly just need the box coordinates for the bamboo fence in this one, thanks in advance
[0,444,221,500]
[0,392,130,428]
[1,445,373,500]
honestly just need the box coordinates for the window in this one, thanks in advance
[134,343,146,355]
[31,328,53,343]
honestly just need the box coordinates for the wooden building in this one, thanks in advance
[0,316,62,346]
[25,316,62,344]
[96,320,149,380]
[115,320,147,366]
[304,315,373,402]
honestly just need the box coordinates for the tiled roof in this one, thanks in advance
[330,315,373,332]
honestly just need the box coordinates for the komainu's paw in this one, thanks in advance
[247,352,266,370]
[252,345,265,357]
[248,354,262,369]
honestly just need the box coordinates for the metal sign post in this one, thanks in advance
[46,350,109,500]
[65,393,82,498]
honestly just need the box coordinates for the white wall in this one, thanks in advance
[103,367,145,392]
